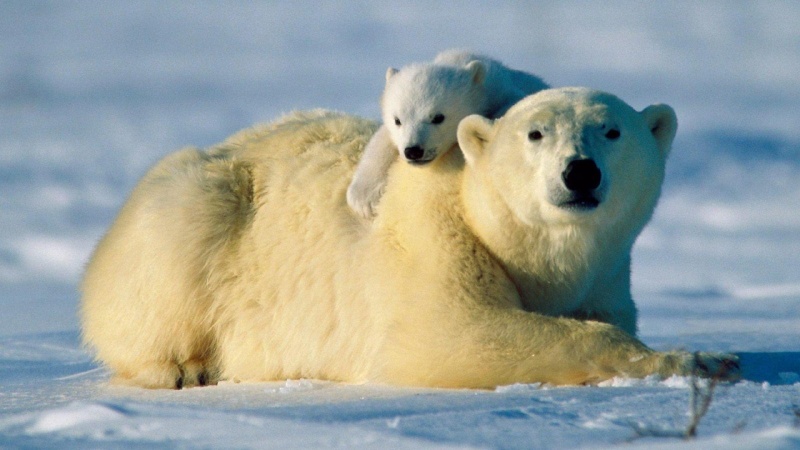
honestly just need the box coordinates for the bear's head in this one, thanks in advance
[381,60,488,166]
[457,87,677,252]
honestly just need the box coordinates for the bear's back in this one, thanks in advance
[222,109,379,264]
[222,110,377,231]
[210,111,391,381]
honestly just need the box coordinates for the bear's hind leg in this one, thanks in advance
[180,358,220,388]
[111,361,184,389]
[111,358,219,389]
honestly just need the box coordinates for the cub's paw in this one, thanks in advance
[346,179,386,219]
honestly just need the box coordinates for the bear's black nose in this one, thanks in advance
[562,159,601,192]
[404,146,425,161]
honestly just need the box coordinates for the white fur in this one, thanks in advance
[458,88,680,332]
[346,50,548,218]
[81,91,738,390]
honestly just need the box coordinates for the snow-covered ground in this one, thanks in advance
[1,1,799,448]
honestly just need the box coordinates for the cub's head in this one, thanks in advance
[381,60,488,165]
[458,87,677,237]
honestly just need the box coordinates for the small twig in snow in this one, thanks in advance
[627,352,735,442]
[685,352,720,439]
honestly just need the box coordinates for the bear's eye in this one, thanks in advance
[431,114,445,125]
[605,128,621,140]
[528,130,543,141]
[394,117,401,127]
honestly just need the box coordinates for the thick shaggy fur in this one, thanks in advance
[81,90,737,389]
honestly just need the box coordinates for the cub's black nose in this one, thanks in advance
[404,146,425,161]
[562,159,601,192]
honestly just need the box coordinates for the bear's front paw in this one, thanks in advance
[660,351,741,381]
[690,352,741,381]
[346,179,387,219]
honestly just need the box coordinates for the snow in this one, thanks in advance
[2,1,799,448]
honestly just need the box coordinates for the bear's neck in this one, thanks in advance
[461,169,629,314]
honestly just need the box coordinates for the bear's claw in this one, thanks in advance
[691,352,741,381]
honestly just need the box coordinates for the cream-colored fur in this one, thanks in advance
[81,91,738,390]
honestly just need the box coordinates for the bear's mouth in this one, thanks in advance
[558,195,600,211]
[406,158,435,166]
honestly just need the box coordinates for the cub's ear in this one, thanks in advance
[641,104,678,158]
[465,60,487,85]
[458,115,494,166]
[385,67,399,83]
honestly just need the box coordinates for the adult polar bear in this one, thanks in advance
[81,88,738,389]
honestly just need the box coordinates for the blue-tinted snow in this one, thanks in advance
[1,1,799,448]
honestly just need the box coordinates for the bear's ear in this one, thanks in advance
[385,67,399,83]
[465,60,487,85]
[458,114,494,166]
[641,104,678,158]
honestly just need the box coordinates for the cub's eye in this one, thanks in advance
[431,114,445,125]
[528,130,543,141]
[394,117,401,126]
[605,128,621,140]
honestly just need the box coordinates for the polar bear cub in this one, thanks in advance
[346,50,548,218]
